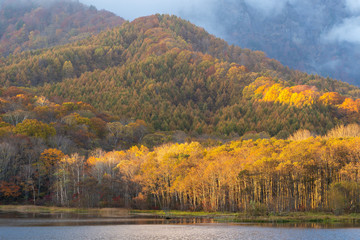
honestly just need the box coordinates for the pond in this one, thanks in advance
[1,212,360,240]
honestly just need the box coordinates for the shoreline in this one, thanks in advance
[0,205,131,218]
[2,205,360,224]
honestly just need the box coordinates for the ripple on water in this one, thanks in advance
[1,224,360,240]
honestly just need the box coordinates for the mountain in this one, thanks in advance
[0,0,124,56]
[0,14,359,138]
[1,6,360,213]
[205,0,360,85]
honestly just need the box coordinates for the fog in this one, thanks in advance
[2,0,360,84]
[75,0,360,84]
[80,0,225,35]
[346,0,360,13]
[324,16,360,44]
[80,0,213,21]
[243,0,298,15]
[79,1,359,45]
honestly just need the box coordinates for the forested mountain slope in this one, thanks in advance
[2,12,360,213]
[0,0,124,56]
[1,14,360,138]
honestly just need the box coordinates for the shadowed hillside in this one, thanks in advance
[0,0,124,56]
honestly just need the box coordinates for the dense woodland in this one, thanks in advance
[1,6,360,214]
[0,0,124,56]
[0,15,359,137]
[1,102,360,215]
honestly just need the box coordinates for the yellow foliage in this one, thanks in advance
[339,98,359,113]
[262,83,284,102]
[319,92,345,105]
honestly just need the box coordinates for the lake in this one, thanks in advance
[1,212,360,240]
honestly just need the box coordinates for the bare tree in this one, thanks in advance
[0,142,16,180]
[326,124,360,138]
[288,129,314,141]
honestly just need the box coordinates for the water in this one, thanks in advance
[2,224,360,240]
[1,212,360,240]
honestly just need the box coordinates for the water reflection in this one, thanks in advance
[2,212,360,240]
[1,224,360,240]
[244,222,360,229]
[1,211,360,229]
[0,211,214,227]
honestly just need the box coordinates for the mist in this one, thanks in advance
[75,0,360,85]
[243,0,298,15]
[2,0,360,84]
[324,16,360,44]
[79,0,223,35]
[346,0,360,13]
[80,0,212,20]
[78,0,359,44]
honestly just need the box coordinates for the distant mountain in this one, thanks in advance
[208,0,360,85]
[0,0,124,56]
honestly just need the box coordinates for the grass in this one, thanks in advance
[2,205,360,224]
[0,205,130,217]
[130,209,360,224]
[233,211,360,224]
[130,209,237,218]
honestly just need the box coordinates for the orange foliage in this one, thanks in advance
[40,148,65,170]
[339,98,360,113]
[319,92,345,105]
[0,181,21,198]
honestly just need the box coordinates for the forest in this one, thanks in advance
[1,100,360,215]
[1,5,360,215]
[0,0,124,56]
[0,15,359,137]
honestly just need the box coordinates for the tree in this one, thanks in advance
[14,119,56,139]
[53,153,85,206]
[288,129,313,141]
[326,124,360,138]
[39,148,65,176]
[0,181,21,198]
[0,142,16,180]
[62,61,74,78]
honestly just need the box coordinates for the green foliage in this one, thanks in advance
[248,201,268,217]
[14,119,56,139]
[330,182,360,215]
[0,14,357,138]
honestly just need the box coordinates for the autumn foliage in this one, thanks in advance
[3,129,360,214]
[1,11,360,215]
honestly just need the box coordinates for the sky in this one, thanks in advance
[80,0,221,35]
[80,0,211,21]
[79,0,360,45]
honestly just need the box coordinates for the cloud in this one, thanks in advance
[243,0,298,15]
[79,0,223,36]
[80,0,214,21]
[346,0,360,13]
[323,16,360,44]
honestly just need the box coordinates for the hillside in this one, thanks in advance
[2,91,360,211]
[0,86,156,202]
[0,14,360,138]
[0,0,124,56]
[1,12,360,213]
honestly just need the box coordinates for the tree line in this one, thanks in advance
[2,124,360,215]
